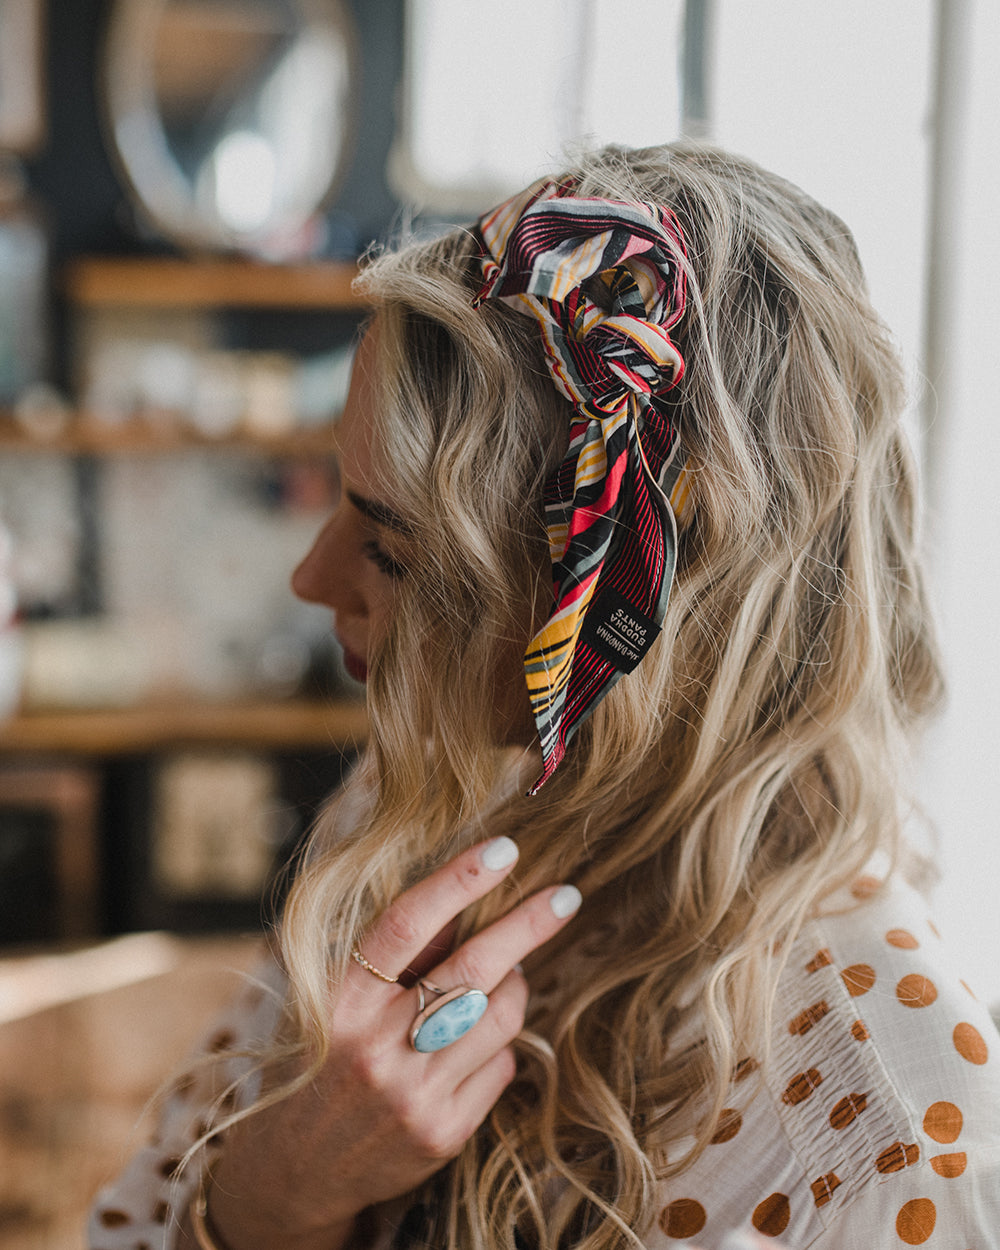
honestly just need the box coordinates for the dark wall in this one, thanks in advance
[24,0,407,263]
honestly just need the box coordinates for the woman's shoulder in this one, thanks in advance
[646,873,1000,1247]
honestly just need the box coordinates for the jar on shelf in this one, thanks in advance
[0,153,49,409]
[0,517,24,720]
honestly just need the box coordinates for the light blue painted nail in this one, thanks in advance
[412,989,488,1052]
[550,885,582,918]
[481,836,519,871]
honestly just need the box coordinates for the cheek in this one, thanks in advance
[365,579,397,637]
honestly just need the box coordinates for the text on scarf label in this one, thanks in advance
[580,588,661,673]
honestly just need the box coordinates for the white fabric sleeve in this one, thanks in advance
[87,957,287,1250]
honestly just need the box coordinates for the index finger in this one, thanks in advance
[354,837,521,982]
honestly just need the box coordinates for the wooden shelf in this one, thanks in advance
[0,698,368,756]
[0,417,337,457]
[65,257,367,310]
[0,259,366,759]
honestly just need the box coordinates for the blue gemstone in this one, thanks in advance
[412,989,488,1053]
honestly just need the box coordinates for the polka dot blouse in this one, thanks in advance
[648,875,1000,1246]
[88,876,1000,1248]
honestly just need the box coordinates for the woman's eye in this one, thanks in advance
[361,538,406,580]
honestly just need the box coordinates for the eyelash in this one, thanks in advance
[362,538,406,580]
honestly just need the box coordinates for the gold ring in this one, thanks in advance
[350,948,399,984]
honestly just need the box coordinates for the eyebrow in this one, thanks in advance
[346,489,412,534]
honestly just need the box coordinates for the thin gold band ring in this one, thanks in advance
[350,947,399,984]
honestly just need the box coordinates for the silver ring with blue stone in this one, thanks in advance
[409,979,489,1053]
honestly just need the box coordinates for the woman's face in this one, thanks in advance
[293,324,537,746]
[292,329,406,683]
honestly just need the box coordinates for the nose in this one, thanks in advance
[291,530,325,605]
[291,512,356,613]
[290,519,329,606]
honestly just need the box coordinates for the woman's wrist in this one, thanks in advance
[188,1175,230,1250]
[187,1172,359,1250]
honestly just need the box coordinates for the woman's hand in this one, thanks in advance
[204,836,580,1250]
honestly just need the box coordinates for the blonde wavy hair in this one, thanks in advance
[269,143,943,1248]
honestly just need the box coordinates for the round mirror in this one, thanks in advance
[103,0,357,257]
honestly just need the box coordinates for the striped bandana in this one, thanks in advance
[476,178,689,793]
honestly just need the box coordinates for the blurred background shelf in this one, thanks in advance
[0,697,367,755]
[0,415,339,456]
[0,696,365,943]
[65,256,366,310]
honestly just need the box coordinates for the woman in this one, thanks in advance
[89,144,1000,1249]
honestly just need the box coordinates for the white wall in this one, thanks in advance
[712,0,1000,1003]
[917,0,1000,1004]
[714,0,933,405]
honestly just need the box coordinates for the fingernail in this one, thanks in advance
[550,885,582,918]
[480,836,519,871]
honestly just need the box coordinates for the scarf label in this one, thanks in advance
[579,587,661,674]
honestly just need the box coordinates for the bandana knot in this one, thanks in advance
[476,178,690,793]
[562,284,681,420]
[478,183,685,420]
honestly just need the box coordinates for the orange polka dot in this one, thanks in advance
[930,1151,967,1178]
[896,973,937,1008]
[782,1068,823,1106]
[886,928,919,949]
[659,1198,706,1238]
[875,1140,919,1173]
[806,948,833,973]
[954,1021,989,1065]
[895,1198,936,1244]
[829,1091,868,1129]
[960,979,977,1000]
[851,1019,870,1042]
[788,1000,830,1036]
[923,1100,963,1143]
[710,1108,742,1143]
[851,874,882,899]
[735,1056,760,1081]
[100,1211,131,1228]
[810,1171,841,1208]
[841,963,876,996]
[752,1192,791,1236]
